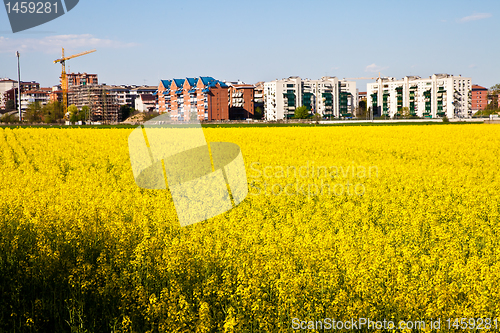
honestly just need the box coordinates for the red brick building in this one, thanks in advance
[49,86,63,103]
[471,85,488,111]
[229,84,255,119]
[157,76,229,121]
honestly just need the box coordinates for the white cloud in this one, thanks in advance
[459,13,492,23]
[365,63,388,73]
[0,34,138,54]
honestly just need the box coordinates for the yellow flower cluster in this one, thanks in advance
[0,124,499,332]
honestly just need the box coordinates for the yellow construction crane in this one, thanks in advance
[53,48,96,117]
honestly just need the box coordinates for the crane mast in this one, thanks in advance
[53,48,96,118]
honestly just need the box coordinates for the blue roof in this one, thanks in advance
[202,88,210,93]
[199,76,228,89]
[176,89,183,94]
[188,88,197,93]
[173,79,185,88]
[152,91,157,96]
[186,77,198,87]
[200,76,216,85]
[160,80,171,89]
[163,90,170,95]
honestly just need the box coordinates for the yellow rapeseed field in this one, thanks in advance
[0,124,499,332]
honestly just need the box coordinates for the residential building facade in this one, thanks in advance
[21,88,52,110]
[66,73,98,89]
[228,83,255,119]
[253,82,264,116]
[263,76,357,120]
[157,76,229,121]
[2,81,41,110]
[68,84,120,123]
[0,78,18,108]
[471,85,488,112]
[135,94,156,112]
[367,74,472,118]
[129,85,157,110]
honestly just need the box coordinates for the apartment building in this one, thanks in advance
[49,85,63,103]
[263,76,357,120]
[0,78,18,108]
[3,81,41,110]
[66,73,98,89]
[20,88,52,110]
[135,94,156,112]
[254,82,264,114]
[228,83,255,119]
[471,85,488,111]
[157,76,229,121]
[107,86,132,106]
[366,74,471,118]
[129,85,157,109]
[68,84,120,123]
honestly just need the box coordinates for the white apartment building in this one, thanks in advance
[0,78,18,108]
[263,76,357,120]
[20,89,51,110]
[367,74,471,119]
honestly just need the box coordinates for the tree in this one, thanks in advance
[68,104,79,124]
[5,100,15,111]
[254,106,263,120]
[120,105,133,121]
[487,84,500,110]
[490,84,500,94]
[1,113,18,123]
[81,105,90,122]
[42,101,64,124]
[143,111,159,122]
[358,100,367,118]
[25,102,43,123]
[293,106,310,119]
[401,107,410,118]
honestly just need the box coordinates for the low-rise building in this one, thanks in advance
[135,94,156,112]
[129,85,157,110]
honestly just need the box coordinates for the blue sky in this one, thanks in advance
[1,0,499,90]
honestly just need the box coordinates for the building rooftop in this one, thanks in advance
[140,94,155,101]
[173,79,185,87]
[186,78,198,87]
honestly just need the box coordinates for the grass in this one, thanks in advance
[0,120,484,129]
